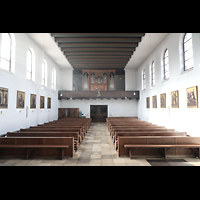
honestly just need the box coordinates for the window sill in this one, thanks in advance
[180,67,193,75]
[51,89,57,93]
[161,78,169,83]
[26,78,35,83]
[0,68,14,75]
[41,85,48,89]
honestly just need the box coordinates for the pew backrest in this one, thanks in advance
[0,137,74,158]
[118,136,200,157]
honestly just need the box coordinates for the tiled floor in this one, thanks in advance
[1,122,200,166]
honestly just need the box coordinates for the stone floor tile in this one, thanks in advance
[13,160,31,166]
[89,160,101,166]
[102,163,115,166]
[38,163,52,166]
[91,154,101,159]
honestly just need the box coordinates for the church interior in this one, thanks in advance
[0,33,200,166]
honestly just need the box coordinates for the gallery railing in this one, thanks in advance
[58,90,140,100]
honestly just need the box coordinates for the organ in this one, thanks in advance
[82,69,116,91]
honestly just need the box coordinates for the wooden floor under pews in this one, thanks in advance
[1,122,200,166]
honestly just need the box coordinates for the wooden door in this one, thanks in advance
[90,105,107,122]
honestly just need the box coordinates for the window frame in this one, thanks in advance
[183,33,193,71]
[163,49,169,80]
[26,49,33,80]
[142,69,146,90]
[42,60,47,87]
[151,61,155,86]
[52,68,56,90]
[1,33,12,72]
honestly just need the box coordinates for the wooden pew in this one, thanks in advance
[32,125,86,137]
[109,124,161,132]
[44,121,91,132]
[114,131,187,150]
[118,136,200,159]
[47,118,91,129]
[38,124,86,134]
[108,122,154,132]
[0,137,74,160]
[53,118,92,131]
[111,127,175,138]
[20,127,84,141]
[106,117,142,130]
[7,132,79,151]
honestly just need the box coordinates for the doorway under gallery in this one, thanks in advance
[90,105,108,122]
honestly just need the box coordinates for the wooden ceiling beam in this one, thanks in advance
[64,51,133,56]
[71,64,126,68]
[66,55,132,59]
[51,33,145,37]
[58,42,139,48]
[61,47,135,52]
[55,37,141,43]
[69,59,129,64]
[70,62,127,66]
[71,65,125,69]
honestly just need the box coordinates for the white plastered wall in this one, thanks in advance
[136,33,200,136]
[0,33,61,135]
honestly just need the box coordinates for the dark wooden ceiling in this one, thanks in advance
[51,33,145,70]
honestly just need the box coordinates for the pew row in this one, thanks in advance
[118,136,200,159]
[20,127,84,141]
[0,137,74,160]
[114,131,188,150]
[110,127,175,138]
[7,132,79,151]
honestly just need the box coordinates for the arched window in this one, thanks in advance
[163,49,169,80]
[52,68,56,90]
[103,73,107,84]
[42,60,47,86]
[109,72,115,91]
[1,33,12,71]
[142,69,146,90]
[91,73,95,84]
[183,33,193,71]
[27,49,33,80]
[151,61,155,86]
[83,72,89,91]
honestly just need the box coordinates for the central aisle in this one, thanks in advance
[68,122,151,166]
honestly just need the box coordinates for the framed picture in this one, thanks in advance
[17,91,25,108]
[186,86,198,108]
[160,93,166,108]
[40,96,45,109]
[171,90,179,108]
[48,97,51,109]
[152,95,157,108]
[146,97,150,108]
[30,94,36,109]
[0,87,8,109]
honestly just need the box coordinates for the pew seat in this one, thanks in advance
[124,144,200,159]
[118,136,200,159]
[0,137,74,159]
[0,144,69,160]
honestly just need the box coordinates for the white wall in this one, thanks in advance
[60,99,138,118]
[60,68,73,91]
[136,33,200,136]
[0,33,61,135]
[125,68,137,90]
